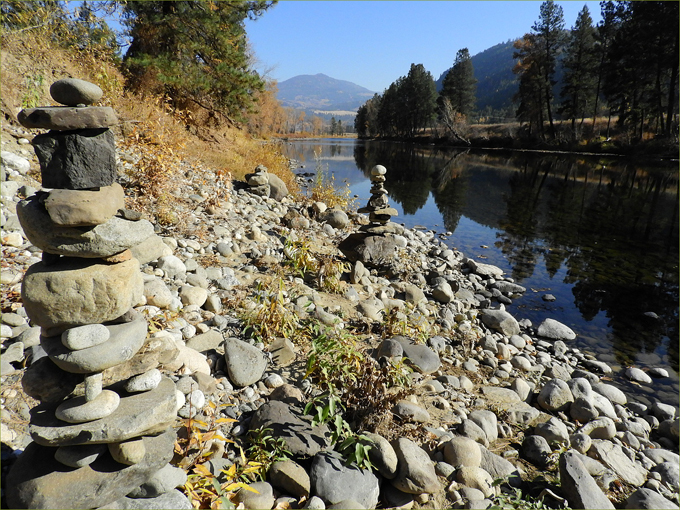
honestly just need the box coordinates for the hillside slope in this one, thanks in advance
[277,73,375,112]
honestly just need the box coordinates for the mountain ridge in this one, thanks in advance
[276,73,375,112]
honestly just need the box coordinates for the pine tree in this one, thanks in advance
[122,1,275,125]
[438,48,477,119]
[560,5,598,139]
[530,0,565,139]
[400,63,438,138]
[513,33,546,137]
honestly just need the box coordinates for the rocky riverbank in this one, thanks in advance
[1,119,679,509]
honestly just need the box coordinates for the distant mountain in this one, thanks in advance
[436,40,519,114]
[276,73,376,113]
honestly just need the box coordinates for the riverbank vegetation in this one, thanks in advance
[355,0,678,158]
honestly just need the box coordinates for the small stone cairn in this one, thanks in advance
[7,79,180,509]
[356,164,400,232]
[339,164,404,269]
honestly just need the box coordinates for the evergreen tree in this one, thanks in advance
[355,93,382,138]
[122,1,275,124]
[513,33,546,137]
[400,63,438,137]
[560,5,598,139]
[438,48,477,119]
[530,0,565,139]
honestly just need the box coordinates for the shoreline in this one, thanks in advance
[1,132,678,509]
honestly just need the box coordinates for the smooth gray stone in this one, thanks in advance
[267,172,289,201]
[319,208,349,229]
[127,463,188,498]
[521,435,551,468]
[62,323,110,350]
[223,337,267,387]
[18,106,117,130]
[30,377,178,447]
[18,195,154,257]
[32,128,116,189]
[536,318,576,340]
[269,337,296,366]
[443,436,481,468]
[54,443,108,468]
[362,431,398,479]
[468,410,498,443]
[390,437,441,495]
[42,320,148,374]
[129,235,173,265]
[234,481,275,510]
[56,389,120,423]
[578,417,617,439]
[537,378,574,412]
[21,258,143,336]
[460,418,489,447]
[393,400,430,423]
[99,490,193,509]
[185,329,223,353]
[625,488,679,509]
[479,445,522,487]
[6,430,174,510]
[651,462,680,489]
[125,369,162,393]
[559,451,615,509]
[310,450,379,509]
[327,500,365,509]
[269,459,311,498]
[249,400,330,458]
[393,336,440,374]
[480,309,520,336]
[50,78,103,105]
[535,417,570,445]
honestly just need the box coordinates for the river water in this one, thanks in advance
[281,138,679,407]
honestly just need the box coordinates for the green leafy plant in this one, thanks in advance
[316,253,350,294]
[245,426,292,481]
[304,392,375,472]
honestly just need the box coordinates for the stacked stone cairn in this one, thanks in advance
[244,164,289,201]
[339,164,405,270]
[6,79,182,509]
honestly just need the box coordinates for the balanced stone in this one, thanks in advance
[109,438,146,465]
[32,128,116,189]
[21,258,143,336]
[85,372,104,401]
[42,319,148,374]
[50,78,103,106]
[6,430,174,510]
[61,323,110,350]
[44,183,125,226]
[54,443,107,468]
[371,165,387,176]
[18,106,118,131]
[30,377,177,446]
[55,389,120,423]
[17,195,154,257]
[125,368,162,393]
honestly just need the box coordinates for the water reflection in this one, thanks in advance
[284,140,679,395]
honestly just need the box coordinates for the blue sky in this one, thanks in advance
[245,1,603,92]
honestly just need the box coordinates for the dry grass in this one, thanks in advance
[1,25,300,227]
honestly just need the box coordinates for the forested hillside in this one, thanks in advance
[358,0,678,153]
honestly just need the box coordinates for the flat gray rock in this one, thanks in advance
[18,106,118,131]
[362,432,398,479]
[99,490,193,509]
[6,430,174,510]
[479,446,522,487]
[18,195,154,258]
[559,451,615,509]
[537,378,574,412]
[393,400,430,423]
[393,336,440,374]
[30,377,178,447]
[249,400,330,458]
[42,319,148,374]
[234,481,275,510]
[310,450,379,509]
[588,440,647,486]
